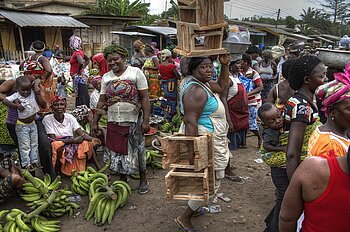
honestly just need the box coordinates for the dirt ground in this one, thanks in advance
[1,135,276,232]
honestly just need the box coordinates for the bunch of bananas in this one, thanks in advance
[85,178,131,225]
[146,149,163,170]
[160,108,183,133]
[21,171,80,219]
[0,191,60,232]
[71,161,111,196]
[0,209,61,232]
[21,174,61,202]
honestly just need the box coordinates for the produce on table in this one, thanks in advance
[21,170,79,218]
[0,191,61,232]
[70,160,111,196]
[85,177,131,225]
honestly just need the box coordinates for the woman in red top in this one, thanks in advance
[158,49,180,119]
[91,53,109,76]
[69,35,90,107]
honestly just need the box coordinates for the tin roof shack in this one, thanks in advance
[1,0,96,8]
[73,15,141,57]
[19,1,90,16]
[0,7,88,62]
[123,26,178,50]
[110,31,155,60]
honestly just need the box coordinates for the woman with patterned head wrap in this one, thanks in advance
[158,49,180,119]
[69,35,90,107]
[92,44,151,194]
[143,45,161,98]
[308,62,350,158]
[42,96,101,176]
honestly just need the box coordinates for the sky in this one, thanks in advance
[135,0,328,20]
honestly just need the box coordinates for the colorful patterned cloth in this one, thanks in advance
[143,57,161,98]
[105,79,140,108]
[71,105,90,122]
[316,62,350,116]
[69,35,81,50]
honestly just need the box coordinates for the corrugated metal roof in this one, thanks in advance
[137,26,177,36]
[0,9,88,28]
[110,31,155,37]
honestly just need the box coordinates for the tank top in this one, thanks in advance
[259,61,274,80]
[180,80,218,133]
[302,157,350,232]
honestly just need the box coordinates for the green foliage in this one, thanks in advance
[87,0,150,17]
[285,16,298,29]
[321,0,349,23]
[160,0,178,20]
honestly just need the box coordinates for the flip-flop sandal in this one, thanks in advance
[174,217,197,232]
[193,207,208,217]
[138,181,149,194]
[226,175,243,182]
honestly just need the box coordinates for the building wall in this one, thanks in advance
[22,4,88,16]
[3,0,96,8]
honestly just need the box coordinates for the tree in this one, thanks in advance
[299,7,332,35]
[321,0,349,23]
[160,0,178,20]
[285,16,297,29]
[87,0,150,17]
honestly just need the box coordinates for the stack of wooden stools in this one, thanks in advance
[162,135,215,203]
[174,0,227,57]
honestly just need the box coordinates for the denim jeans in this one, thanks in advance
[15,122,39,167]
[265,167,289,232]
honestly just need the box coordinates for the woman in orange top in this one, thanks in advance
[308,62,350,158]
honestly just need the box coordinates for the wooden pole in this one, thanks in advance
[159,36,163,50]
[18,27,25,60]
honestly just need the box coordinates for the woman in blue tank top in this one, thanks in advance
[176,55,231,231]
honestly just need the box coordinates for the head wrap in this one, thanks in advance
[316,62,350,116]
[271,46,285,59]
[133,40,144,49]
[50,96,66,108]
[288,55,322,91]
[71,105,90,122]
[230,54,242,64]
[188,57,208,75]
[159,49,172,62]
[90,76,102,90]
[69,35,81,50]
[103,44,129,59]
[31,40,45,52]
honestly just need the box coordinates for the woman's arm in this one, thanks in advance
[247,81,263,96]
[92,94,107,134]
[0,80,15,95]
[35,87,47,109]
[47,134,82,144]
[279,160,305,232]
[139,89,151,134]
[209,54,230,94]
[267,85,277,104]
[76,54,84,75]
[286,121,307,180]
[272,61,277,76]
[39,56,53,80]
[220,80,234,132]
[173,67,181,80]
[183,85,207,164]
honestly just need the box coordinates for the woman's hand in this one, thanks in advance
[74,136,84,144]
[14,100,25,112]
[228,120,235,133]
[92,138,101,147]
[141,121,150,134]
[219,53,230,66]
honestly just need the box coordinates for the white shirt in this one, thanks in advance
[100,66,148,123]
[6,91,39,119]
[227,74,241,101]
[42,113,80,137]
[90,89,100,109]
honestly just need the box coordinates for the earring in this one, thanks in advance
[331,116,335,120]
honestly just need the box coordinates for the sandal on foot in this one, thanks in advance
[174,217,197,232]
[193,207,208,217]
[226,175,243,182]
[138,181,149,194]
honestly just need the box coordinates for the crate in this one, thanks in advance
[175,0,227,57]
[165,165,215,203]
[161,135,212,172]
[178,0,224,27]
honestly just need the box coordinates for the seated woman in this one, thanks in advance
[42,96,101,176]
[308,62,350,158]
